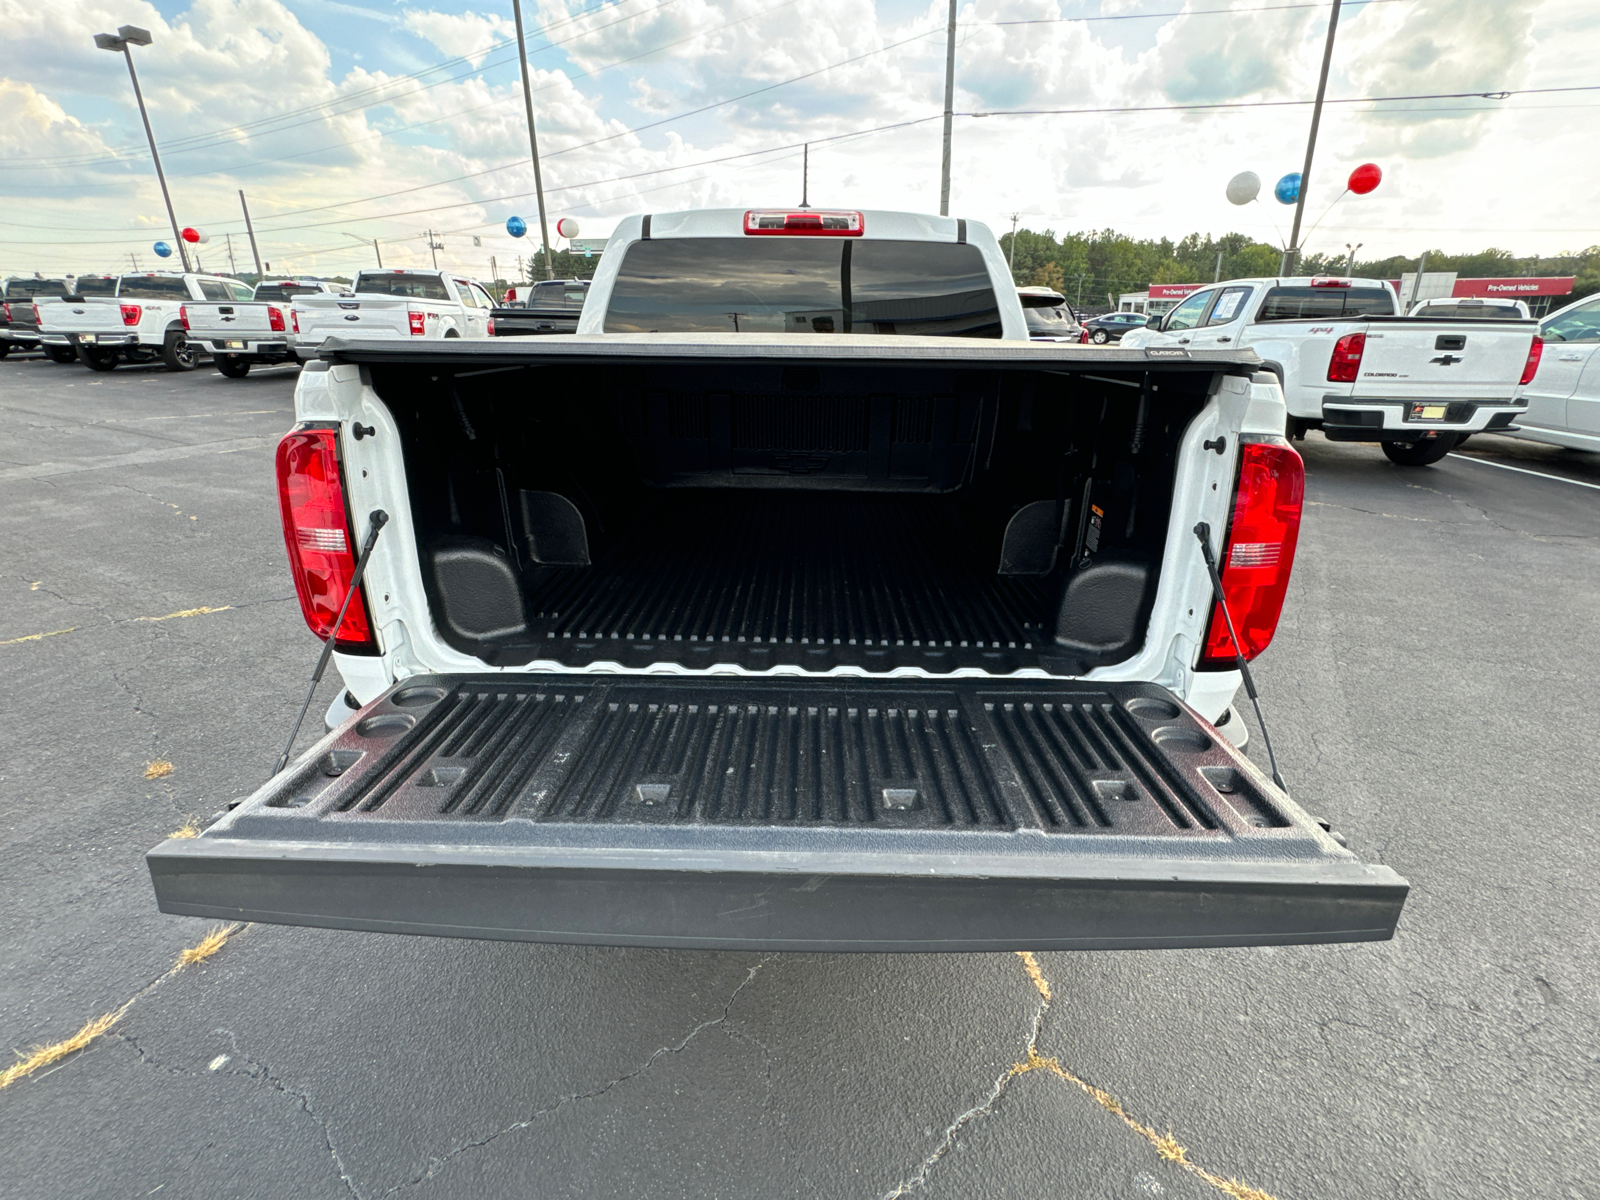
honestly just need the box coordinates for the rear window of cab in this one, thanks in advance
[1256,287,1396,321]
[356,273,451,301]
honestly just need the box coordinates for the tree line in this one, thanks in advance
[998,228,1600,310]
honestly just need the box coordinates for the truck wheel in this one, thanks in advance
[1091,329,1109,344]
[45,345,78,364]
[78,345,120,371]
[443,329,460,338]
[216,356,252,378]
[0,341,11,359]
[1381,435,1459,466]
[162,329,199,371]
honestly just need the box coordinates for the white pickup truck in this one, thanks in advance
[45,272,254,372]
[1121,277,1541,465]
[147,207,1407,953]
[291,269,497,354]
[183,278,351,378]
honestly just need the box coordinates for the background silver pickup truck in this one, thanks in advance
[149,209,1406,952]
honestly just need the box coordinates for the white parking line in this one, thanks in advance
[1447,454,1600,491]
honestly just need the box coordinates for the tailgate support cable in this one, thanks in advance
[1193,522,1289,794]
[272,509,389,777]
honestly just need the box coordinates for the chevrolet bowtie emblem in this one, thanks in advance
[1430,354,1463,366]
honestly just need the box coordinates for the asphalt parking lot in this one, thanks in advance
[3,351,1598,1200]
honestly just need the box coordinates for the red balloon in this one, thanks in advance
[1348,163,1382,195]
[181,226,201,243]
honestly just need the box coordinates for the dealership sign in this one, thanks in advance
[1148,283,1205,299]
[1459,277,1575,297]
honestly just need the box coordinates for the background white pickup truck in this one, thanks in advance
[51,272,253,372]
[34,275,125,362]
[1122,277,1541,465]
[149,206,1409,954]
[183,277,350,378]
[292,269,496,352]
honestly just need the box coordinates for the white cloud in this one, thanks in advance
[401,8,517,67]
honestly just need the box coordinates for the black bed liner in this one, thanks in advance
[149,674,1406,951]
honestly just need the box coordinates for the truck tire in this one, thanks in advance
[0,341,11,359]
[1381,435,1459,466]
[162,328,199,371]
[45,345,78,364]
[78,345,119,371]
[216,355,251,378]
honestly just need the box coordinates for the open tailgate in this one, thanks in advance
[148,675,1406,951]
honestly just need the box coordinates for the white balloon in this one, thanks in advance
[1225,171,1261,206]
[555,217,580,239]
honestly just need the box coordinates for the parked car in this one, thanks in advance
[492,278,590,335]
[1513,292,1600,453]
[34,275,119,362]
[1080,311,1149,343]
[147,206,1407,954]
[291,269,496,353]
[45,272,252,371]
[1408,296,1532,319]
[1,276,71,356]
[1017,286,1081,340]
[1121,276,1540,465]
[183,278,351,377]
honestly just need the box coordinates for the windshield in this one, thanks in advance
[74,277,119,296]
[116,276,190,300]
[356,273,451,300]
[604,238,1002,337]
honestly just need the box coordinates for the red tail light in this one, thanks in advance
[121,303,143,327]
[275,426,375,651]
[1308,276,1352,288]
[486,316,495,336]
[744,210,865,236]
[31,303,41,325]
[268,306,286,332]
[1,303,10,321]
[290,308,300,334]
[407,310,426,335]
[1326,331,1365,382]
[1519,335,1543,385]
[1079,328,1090,344]
[1198,439,1304,669]
[178,305,190,330]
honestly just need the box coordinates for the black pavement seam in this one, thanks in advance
[378,955,774,1197]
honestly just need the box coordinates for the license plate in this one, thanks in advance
[1411,403,1448,421]
[80,334,97,344]
[224,340,245,349]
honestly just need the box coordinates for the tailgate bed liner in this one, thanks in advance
[148,675,1407,951]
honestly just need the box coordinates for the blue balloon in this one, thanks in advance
[1274,173,1301,205]
[153,241,173,258]
[505,216,527,238]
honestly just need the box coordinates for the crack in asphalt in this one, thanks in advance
[378,956,774,1197]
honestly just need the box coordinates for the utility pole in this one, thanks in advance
[129,252,139,271]
[1214,250,1223,282]
[938,0,958,216]
[427,230,441,270]
[95,26,191,273]
[801,143,809,208]
[490,255,499,295]
[1283,0,1342,275]
[225,232,238,276]
[1008,213,1019,276]
[1407,252,1428,311]
[510,0,555,280]
[239,191,264,278]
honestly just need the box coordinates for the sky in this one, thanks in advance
[0,0,1595,281]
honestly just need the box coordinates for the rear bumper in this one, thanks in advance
[148,674,1407,951]
[205,336,292,356]
[68,332,141,347]
[38,333,70,346]
[1321,397,1525,442]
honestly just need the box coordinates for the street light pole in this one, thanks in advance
[1283,0,1342,275]
[95,26,191,273]
[510,0,555,280]
[938,0,958,217]
[1344,242,1362,277]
